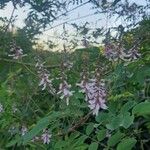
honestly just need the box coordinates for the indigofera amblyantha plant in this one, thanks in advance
[76,70,90,101]
[57,79,74,105]
[35,58,56,94]
[57,43,74,105]
[87,77,107,116]
[57,63,74,106]
[8,41,27,59]
[77,68,107,116]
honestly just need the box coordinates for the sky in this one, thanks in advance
[0,0,148,50]
[0,0,107,50]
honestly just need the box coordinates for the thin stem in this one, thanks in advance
[4,6,16,34]
[0,58,60,69]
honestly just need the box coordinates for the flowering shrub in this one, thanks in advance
[1,36,150,149]
[0,16,150,150]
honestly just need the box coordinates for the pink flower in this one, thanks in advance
[38,71,53,91]
[104,43,141,62]
[35,59,55,93]
[8,42,27,59]
[87,80,107,115]
[77,74,107,116]
[104,44,119,61]
[41,130,52,144]
[58,81,74,105]
[120,49,141,61]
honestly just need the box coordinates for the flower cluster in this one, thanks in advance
[57,59,74,105]
[104,44,141,61]
[57,80,74,105]
[104,43,119,61]
[88,79,107,115]
[77,71,107,116]
[35,59,55,94]
[76,71,90,101]
[104,43,141,62]
[31,129,52,144]
[121,48,141,61]
[41,129,52,144]
[8,41,27,59]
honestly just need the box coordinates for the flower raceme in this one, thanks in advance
[88,79,107,116]
[120,48,141,61]
[104,43,119,61]
[104,43,141,62]
[57,80,74,105]
[77,75,107,116]
[41,129,52,144]
[35,59,55,94]
[38,70,53,91]
[8,42,27,59]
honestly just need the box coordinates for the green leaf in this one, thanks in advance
[88,142,98,150]
[73,135,88,146]
[70,132,80,140]
[6,135,22,147]
[108,131,125,147]
[23,112,62,144]
[54,140,67,149]
[106,115,122,130]
[136,66,150,85]
[117,138,137,150]
[74,145,88,150]
[106,112,134,130]
[95,112,109,124]
[86,123,94,135]
[97,129,106,141]
[120,101,136,114]
[121,112,134,129]
[6,139,18,148]
[132,101,150,116]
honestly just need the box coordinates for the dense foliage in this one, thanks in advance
[0,0,150,150]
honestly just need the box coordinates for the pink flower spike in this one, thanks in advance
[41,130,52,144]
